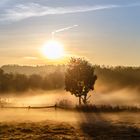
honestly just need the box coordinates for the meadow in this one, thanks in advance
[0,107,140,140]
[0,65,140,139]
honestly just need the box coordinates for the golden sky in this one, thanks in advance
[0,0,140,66]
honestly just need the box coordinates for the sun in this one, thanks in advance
[41,40,64,60]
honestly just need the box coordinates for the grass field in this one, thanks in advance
[0,108,140,140]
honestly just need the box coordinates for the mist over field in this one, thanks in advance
[1,0,140,139]
[0,65,140,107]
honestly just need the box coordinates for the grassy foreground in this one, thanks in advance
[0,120,140,140]
[0,121,83,140]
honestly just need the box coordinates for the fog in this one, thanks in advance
[1,89,140,131]
[1,108,140,129]
[0,108,78,123]
[93,88,140,106]
[1,88,140,107]
[0,90,76,107]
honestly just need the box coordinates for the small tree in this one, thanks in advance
[65,58,97,105]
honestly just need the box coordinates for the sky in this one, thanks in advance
[0,0,140,66]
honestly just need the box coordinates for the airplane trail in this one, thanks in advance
[51,25,78,38]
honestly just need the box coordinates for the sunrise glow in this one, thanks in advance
[41,40,64,60]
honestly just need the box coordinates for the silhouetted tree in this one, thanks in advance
[65,58,97,105]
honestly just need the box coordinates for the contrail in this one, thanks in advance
[51,25,78,39]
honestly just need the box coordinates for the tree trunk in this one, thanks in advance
[79,96,81,105]
[83,94,87,104]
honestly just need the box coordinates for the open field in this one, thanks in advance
[0,0,140,139]
[0,108,140,140]
[0,90,140,139]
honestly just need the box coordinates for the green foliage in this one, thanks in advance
[65,58,97,105]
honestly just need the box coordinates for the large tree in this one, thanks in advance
[65,58,97,105]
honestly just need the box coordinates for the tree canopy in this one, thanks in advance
[65,58,97,105]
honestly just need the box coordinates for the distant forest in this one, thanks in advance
[0,65,140,94]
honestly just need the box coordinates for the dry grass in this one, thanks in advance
[0,119,140,140]
[0,109,140,140]
[75,105,140,112]
[0,121,84,140]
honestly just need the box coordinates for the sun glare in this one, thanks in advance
[41,40,64,60]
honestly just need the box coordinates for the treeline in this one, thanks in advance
[0,69,64,93]
[1,65,65,76]
[95,66,140,92]
[0,65,140,94]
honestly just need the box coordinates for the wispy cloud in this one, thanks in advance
[0,3,118,21]
[1,2,140,22]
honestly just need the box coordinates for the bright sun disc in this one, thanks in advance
[41,40,64,59]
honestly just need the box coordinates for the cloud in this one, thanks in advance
[1,2,140,22]
[0,3,118,21]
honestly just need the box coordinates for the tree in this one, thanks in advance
[65,58,97,105]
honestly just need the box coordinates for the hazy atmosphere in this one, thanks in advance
[0,0,140,140]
